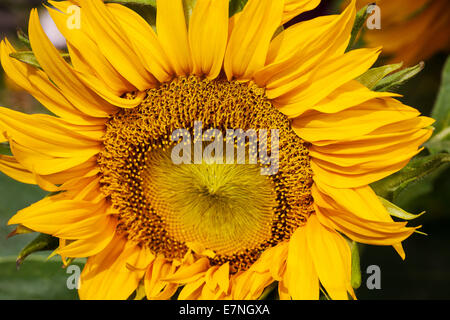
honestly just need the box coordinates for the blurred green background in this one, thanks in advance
[0,0,448,300]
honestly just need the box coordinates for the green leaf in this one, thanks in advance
[10,51,71,69]
[371,153,450,201]
[346,4,371,52]
[0,173,48,257]
[378,196,425,220]
[430,55,450,134]
[229,0,248,16]
[9,51,41,69]
[349,241,361,289]
[373,62,424,92]
[16,233,59,268]
[0,256,84,300]
[356,62,403,89]
[425,127,450,154]
[7,225,34,238]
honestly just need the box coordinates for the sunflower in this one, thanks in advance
[354,0,450,65]
[0,0,433,300]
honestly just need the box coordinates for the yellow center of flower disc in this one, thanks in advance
[99,76,314,272]
[142,147,277,256]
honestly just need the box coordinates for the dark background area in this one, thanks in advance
[0,0,448,300]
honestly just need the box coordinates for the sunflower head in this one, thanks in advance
[0,0,433,300]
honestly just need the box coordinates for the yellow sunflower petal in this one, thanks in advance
[189,0,229,79]
[224,0,284,80]
[161,257,210,283]
[79,0,157,91]
[47,1,135,95]
[178,277,205,300]
[0,155,35,185]
[305,215,352,300]
[245,272,273,300]
[309,130,431,173]
[54,206,110,240]
[232,270,273,300]
[43,158,99,186]
[250,241,288,282]
[28,9,118,118]
[273,47,382,118]
[156,0,192,76]
[312,158,419,190]
[0,107,102,158]
[0,40,99,125]
[283,226,319,299]
[313,184,416,247]
[55,216,118,257]
[255,2,355,89]
[10,141,95,176]
[75,72,146,109]
[293,98,421,143]
[145,256,179,300]
[293,97,432,187]
[231,271,251,299]
[312,182,415,258]
[79,236,153,300]
[105,3,173,83]
[282,0,320,24]
[296,80,400,116]
[8,197,105,235]
[204,262,230,294]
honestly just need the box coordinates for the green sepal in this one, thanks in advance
[7,225,35,239]
[63,258,75,268]
[9,51,71,69]
[378,196,425,220]
[350,241,361,289]
[229,0,248,17]
[258,281,277,300]
[426,127,450,154]
[133,283,147,300]
[371,153,450,202]
[9,51,41,69]
[16,29,31,49]
[16,233,59,268]
[373,62,424,92]
[183,0,197,24]
[356,62,403,89]
[346,4,371,52]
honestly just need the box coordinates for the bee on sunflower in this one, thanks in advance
[0,0,434,300]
